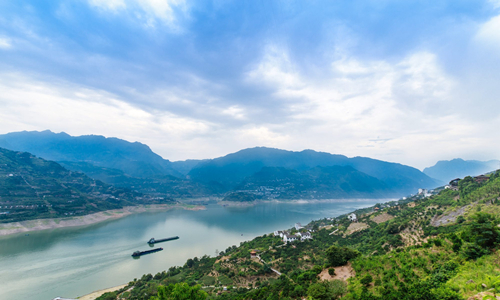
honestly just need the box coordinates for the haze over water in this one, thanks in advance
[0,200,383,300]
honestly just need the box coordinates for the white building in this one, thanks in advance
[347,213,357,222]
[274,230,284,238]
[283,234,299,243]
[295,223,304,230]
[300,232,312,241]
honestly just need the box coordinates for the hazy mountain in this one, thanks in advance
[188,147,438,195]
[170,159,207,175]
[0,147,171,223]
[0,130,181,178]
[423,158,500,183]
[0,132,439,199]
[234,166,391,199]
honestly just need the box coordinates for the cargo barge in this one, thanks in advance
[131,247,163,257]
[148,236,179,244]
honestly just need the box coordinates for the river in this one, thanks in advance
[0,199,385,300]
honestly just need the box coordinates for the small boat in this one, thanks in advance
[131,247,163,257]
[147,236,179,245]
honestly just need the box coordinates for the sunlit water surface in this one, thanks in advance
[0,200,385,300]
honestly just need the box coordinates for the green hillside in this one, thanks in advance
[188,147,438,195]
[98,170,500,300]
[59,161,217,198]
[0,130,182,178]
[0,147,173,223]
[234,166,391,199]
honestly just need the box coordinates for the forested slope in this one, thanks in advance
[98,170,500,300]
[0,147,172,223]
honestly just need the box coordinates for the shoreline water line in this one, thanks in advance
[0,203,205,237]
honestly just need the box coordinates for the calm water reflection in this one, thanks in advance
[0,199,385,300]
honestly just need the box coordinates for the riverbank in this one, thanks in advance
[0,203,205,236]
[218,198,392,207]
[77,284,128,300]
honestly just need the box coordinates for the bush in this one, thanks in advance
[360,274,373,286]
[307,280,346,300]
[328,268,336,276]
[326,245,359,267]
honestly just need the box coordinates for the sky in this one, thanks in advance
[0,0,499,169]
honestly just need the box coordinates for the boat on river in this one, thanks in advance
[147,236,179,244]
[131,247,163,257]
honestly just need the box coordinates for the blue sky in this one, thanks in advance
[1,0,499,168]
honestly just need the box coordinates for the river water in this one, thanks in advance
[0,199,384,300]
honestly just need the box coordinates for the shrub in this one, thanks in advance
[326,245,359,267]
[360,274,373,286]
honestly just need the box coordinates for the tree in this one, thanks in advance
[326,245,359,267]
[360,274,373,286]
[307,280,347,300]
[150,282,208,300]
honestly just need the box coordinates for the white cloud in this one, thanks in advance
[247,45,303,91]
[221,106,247,120]
[489,0,500,9]
[0,72,212,159]
[139,0,187,24]
[88,0,126,11]
[244,45,500,168]
[0,37,12,49]
[475,14,500,51]
[88,0,187,29]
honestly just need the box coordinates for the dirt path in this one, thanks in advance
[345,222,368,235]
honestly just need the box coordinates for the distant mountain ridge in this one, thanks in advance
[423,158,500,183]
[188,147,438,195]
[0,130,182,178]
[0,131,439,199]
[235,165,392,199]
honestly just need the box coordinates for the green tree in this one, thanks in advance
[326,245,359,267]
[360,274,373,286]
[307,280,346,300]
[150,282,207,300]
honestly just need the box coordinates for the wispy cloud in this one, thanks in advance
[87,0,188,29]
[0,0,499,167]
[88,0,126,11]
[243,44,500,168]
[475,14,500,51]
[0,37,12,49]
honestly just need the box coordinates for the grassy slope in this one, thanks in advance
[98,172,500,300]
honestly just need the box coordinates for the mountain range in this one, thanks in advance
[188,147,438,196]
[0,130,181,178]
[423,158,500,183]
[0,130,444,199]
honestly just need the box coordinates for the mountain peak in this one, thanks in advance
[424,158,500,183]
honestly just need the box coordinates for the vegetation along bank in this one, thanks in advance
[94,170,500,300]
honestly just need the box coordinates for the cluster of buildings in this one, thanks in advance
[447,174,490,190]
[417,189,433,197]
[274,223,314,243]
